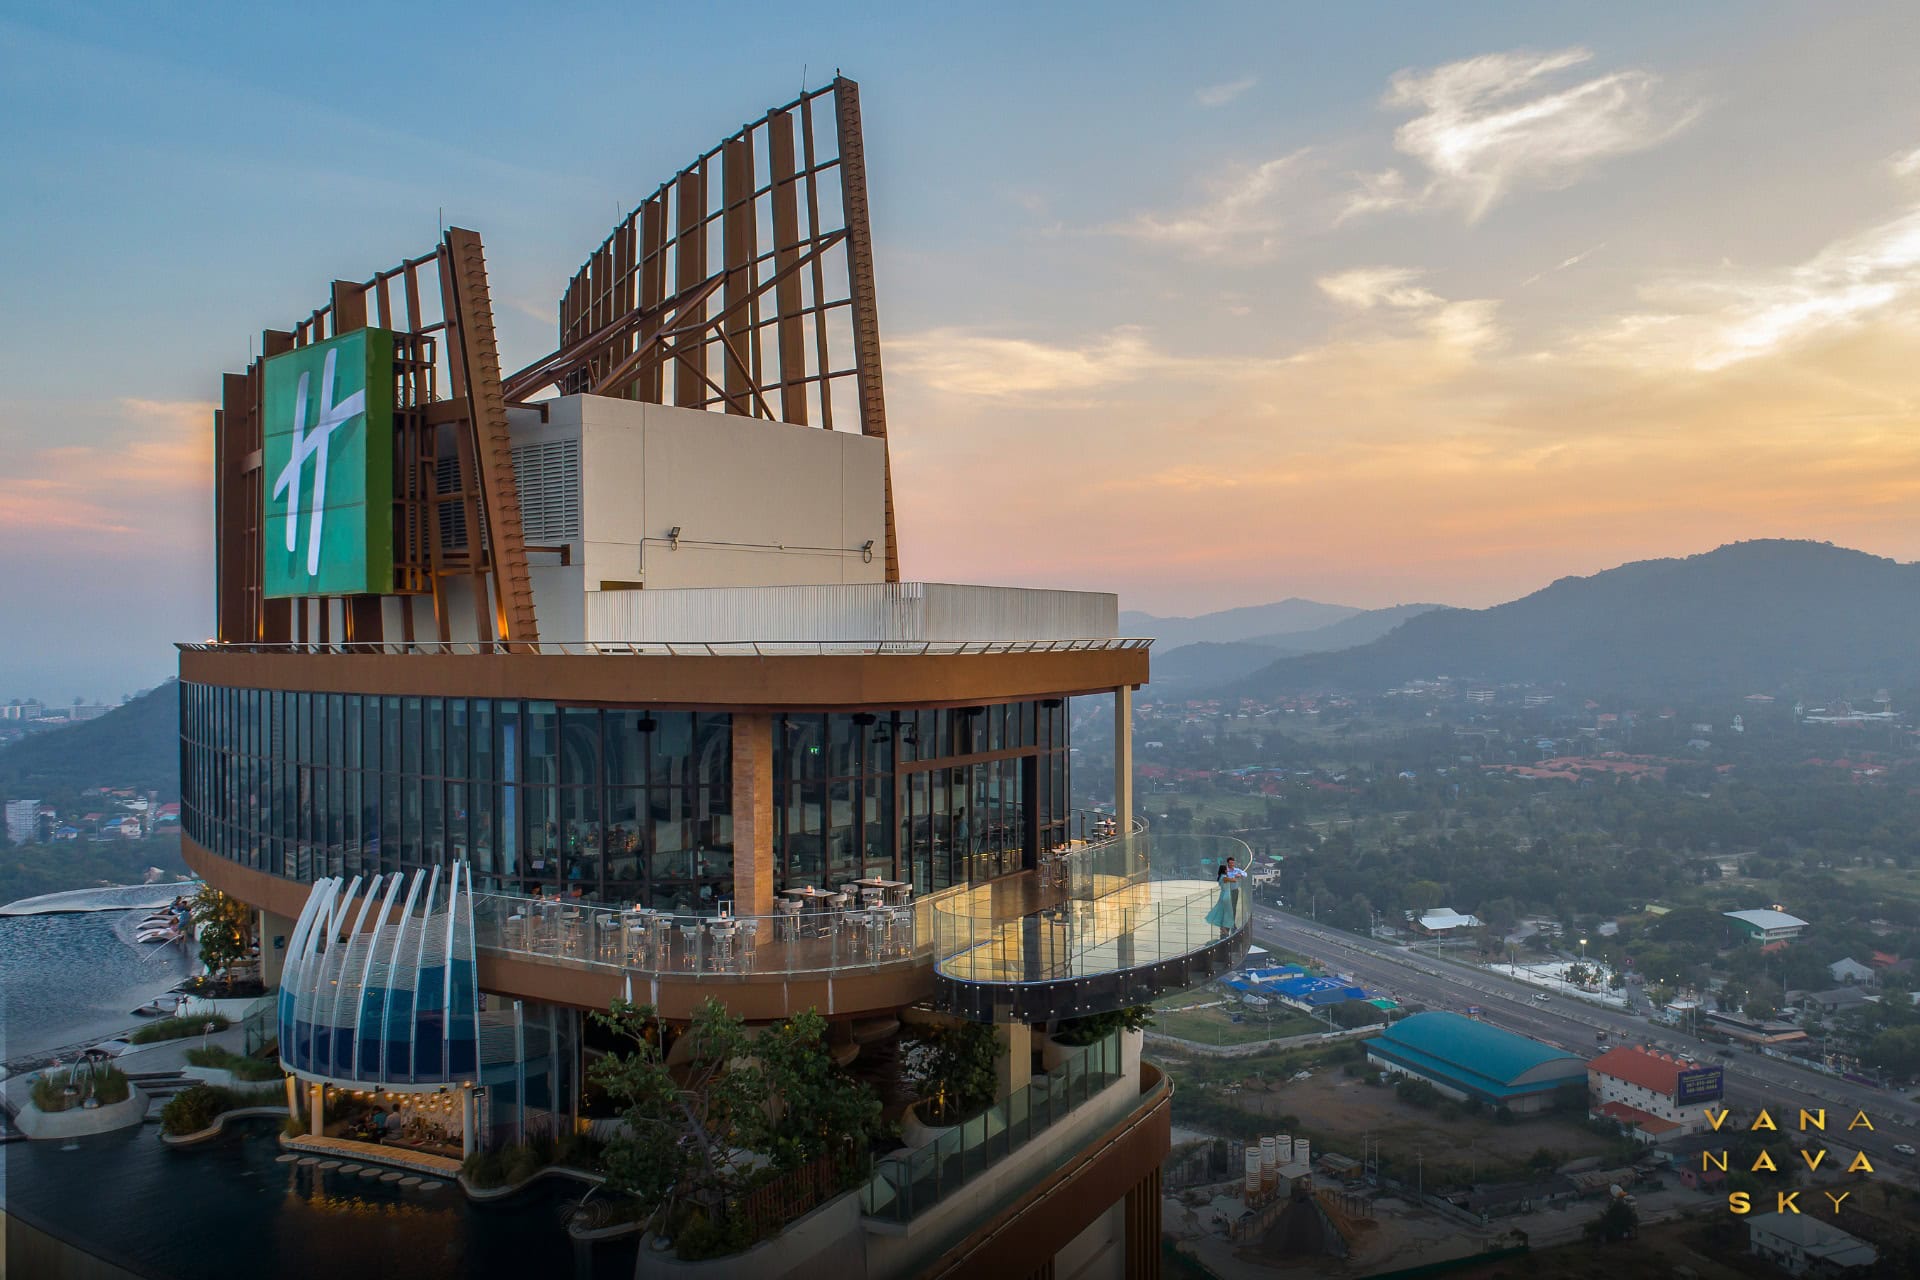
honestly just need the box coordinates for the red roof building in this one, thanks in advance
[1588,1045,1720,1141]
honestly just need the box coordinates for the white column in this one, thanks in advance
[462,1086,477,1158]
[309,1081,324,1137]
[285,1073,300,1120]
[1112,685,1134,833]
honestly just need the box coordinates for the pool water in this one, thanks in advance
[3,1117,636,1279]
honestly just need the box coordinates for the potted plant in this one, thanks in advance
[900,1022,1002,1150]
[1042,1006,1153,1073]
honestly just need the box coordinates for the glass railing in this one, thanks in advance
[472,889,934,978]
[468,834,1249,983]
[860,1030,1124,1223]
[934,833,1252,987]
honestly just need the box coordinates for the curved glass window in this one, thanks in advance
[181,684,1071,909]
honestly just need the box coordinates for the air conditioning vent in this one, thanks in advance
[512,438,582,543]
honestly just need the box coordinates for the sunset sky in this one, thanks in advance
[3,2,1918,695]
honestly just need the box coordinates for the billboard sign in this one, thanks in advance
[1676,1066,1725,1104]
[262,328,395,597]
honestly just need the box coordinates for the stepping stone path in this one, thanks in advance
[419,1181,444,1192]
[359,1168,383,1179]
[338,1163,362,1173]
[318,1161,341,1170]
[297,1157,319,1166]
[275,1154,298,1164]
[399,1176,421,1187]
[380,1171,404,1182]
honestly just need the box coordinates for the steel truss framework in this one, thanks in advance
[518,76,899,582]
[214,230,540,649]
[212,76,899,650]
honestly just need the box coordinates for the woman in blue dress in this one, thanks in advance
[1205,859,1238,933]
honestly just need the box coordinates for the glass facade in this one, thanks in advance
[181,682,1070,910]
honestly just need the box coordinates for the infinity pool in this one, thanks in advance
[3,1117,636,1280]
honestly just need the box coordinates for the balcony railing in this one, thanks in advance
[471,889,934,979]
[177,637,1151,658]
[934,833,1252,989]
[860,1030,1125,1223]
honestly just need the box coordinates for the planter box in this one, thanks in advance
[899,1098,1004,1152]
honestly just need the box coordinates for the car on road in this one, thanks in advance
[1532,992,1551,1002]
[1895,1143,1916,1158]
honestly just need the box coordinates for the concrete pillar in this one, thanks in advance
[996,1022,1032,1098]
[1112,685,1134,834]
[308,1081,324,1137]
[259,909,294,988]
[731,712,775,917]
[462,1086,477,1158]
[285,1073,300,1120]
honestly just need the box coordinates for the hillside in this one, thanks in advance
[1248,602,1445,653]
[1120,598,1359,649]
[1145,642,1289,695]
[0,679,180,810]
[1223,541,1920,702]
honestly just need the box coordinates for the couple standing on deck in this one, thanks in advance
[1206,856,1246,934]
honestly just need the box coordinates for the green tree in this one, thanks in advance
[1584,1197,1638,1243]
[739,1008,881,1173]
[193,885,254,986]
[590,997,758,1212]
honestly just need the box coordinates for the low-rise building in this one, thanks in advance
[1587,1045,1723,1141]
[1746,1212,1876,1275]
[1410,908,1482,936]
[1366,1011,1588,1113]
[1726,909,1809,944]
[1827,958,1874,985]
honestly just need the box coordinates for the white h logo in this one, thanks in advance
[270,348,365,577]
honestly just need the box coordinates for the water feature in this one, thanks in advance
[0,908,196,1067]
[3,1116,636,1278]
[0,883,196,916]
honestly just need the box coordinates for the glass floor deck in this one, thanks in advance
[931,876,1249,1022]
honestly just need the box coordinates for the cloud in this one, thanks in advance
[1195,76,1257,108]
[1521,241,1606,286]
[1580,205,1920,370]
[1102,149,1311,259]
[888,326,1161,399]
[1318,266,1444,311]
[1335,168,1412,224]
[0,398,212,537]
[1892,145,1920,179]
[1350,47,1698,221]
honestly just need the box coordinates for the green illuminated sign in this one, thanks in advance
[262,328,395,598]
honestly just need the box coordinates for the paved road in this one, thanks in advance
[1251,906,1920,1175]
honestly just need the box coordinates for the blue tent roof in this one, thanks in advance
[1370,1012,1586,1095]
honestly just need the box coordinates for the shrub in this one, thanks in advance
[186,1045,283,1081]
[672,1207,757,1261]
[282,1113,308,1138]
[1052,1005,1155,1047]
[555,1131,606,1170]
[31,1064,130,1112]
[129,1014,230,1045]
[161,1084,225,1134]
[161,1082,275,1135]
[1394,1077,1443,1109]
[462,1150,507,1188]
[904,1021,1002,1125]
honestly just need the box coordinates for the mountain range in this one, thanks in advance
[1126,601,1447,693]
[1220,540,1920,702]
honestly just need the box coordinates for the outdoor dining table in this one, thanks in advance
[851,877,912,906]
